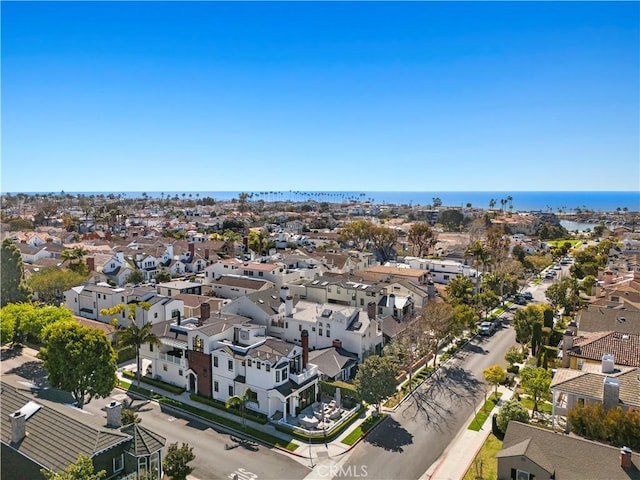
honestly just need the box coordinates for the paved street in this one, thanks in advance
[325,325,517,480]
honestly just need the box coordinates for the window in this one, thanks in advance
[228,385,234,396]
[113,454,124,473]
[178,369,183,376]
[213,356,218,367]
[299,325,302,331]
[276,371,280,382]
[266,364,270,372]
[257,362,261,370]
[214,380,219,392]
[326,330,330,337]
[247,359,252,367]
[149,343,154,352]
[193,335,204,353]
[318,322,323,327]
[319,329,323,336]
[258,271,263,277]
[228,359,233,371]
[285,322,288,328]
[163,364,167,371]
[312,327,316,332]
[282,368,288,380]
[154,312,158,318]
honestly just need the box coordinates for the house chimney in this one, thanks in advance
[243,236,248,252]
[601,354,615,373]
[10,410,26,444]
[199,302,211,325]
[562,330,574,368]
[620,447,633,469]
[332,339,342,349]
[176,311,182,326]
[86,257,95,272]
[105,401,122,428]
[603,376,619,411]
[188,242,195,257]
[301,329,309,369]
[604,270,614,285]
[367,301,376,320]
[285,296,293,317]
[280,286,290,301]
[204,248,210,260]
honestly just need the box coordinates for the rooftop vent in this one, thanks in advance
[321,309,333,318]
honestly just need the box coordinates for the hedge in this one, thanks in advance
[189,393,268,424]
[121,370,186,394]
[117,346,136,364]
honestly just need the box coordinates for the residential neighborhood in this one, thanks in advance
[2,190,640,480]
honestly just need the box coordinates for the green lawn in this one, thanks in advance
[545,239,582,248]
[341,414,385,446]
[519,397,553,414]
[462,433,503,480]
[468,393,502,431]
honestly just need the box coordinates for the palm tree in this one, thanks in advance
[101,302,158,387]
[225,387,258,428]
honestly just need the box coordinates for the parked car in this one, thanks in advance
[522,292,533,300]
[479,321,494,335]
[515,296,527,305]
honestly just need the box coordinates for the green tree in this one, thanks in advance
[39,322,117,409]
[2,303,75,345]
[439,209,464,231]
[225,387,258,428]
[369,224,398,262]
[28,267,87,305]
[101,303,158,387]
[247,229,269,256]
[163,442,196,480]
[504,345,524,367]
[519,366,551,414]
[126,269,145,285]
[496,399,530,433]
[41,453,106,480]
[513,304,544,348]
[407,222,438,257]
[121,407,141,426]
[338,220,374,250]
[60,246,90,274]
[483,365,506,396]
[1,238,32,307]
[445,276,475,307]
[354,355,398,413]
[153,269,170,283]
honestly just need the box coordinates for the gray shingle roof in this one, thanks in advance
[0,383,129,472]
[498,421,640,479]
[121,423,165,456]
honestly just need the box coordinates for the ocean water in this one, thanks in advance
[14,190,640,213]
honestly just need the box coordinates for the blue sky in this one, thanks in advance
[2,1,638,193]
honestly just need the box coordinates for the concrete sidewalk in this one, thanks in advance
[421,385,513,480]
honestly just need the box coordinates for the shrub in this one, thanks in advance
[189,393,268,424]
[121,370,185,394]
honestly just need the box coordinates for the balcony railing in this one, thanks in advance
[160,353,185,366]
[290,364,318,385]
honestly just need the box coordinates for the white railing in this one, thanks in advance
[290,364,318,385]
[160,353,184,366]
